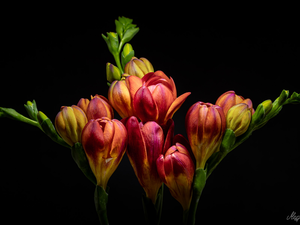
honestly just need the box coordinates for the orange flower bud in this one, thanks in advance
[108,76,143,118]
[55,105,88,146]
[185,102,226,169]
[77,98,90,114]
[86,95,114,120]
[81,117,127,190]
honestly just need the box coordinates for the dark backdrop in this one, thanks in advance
[1,4,299,225]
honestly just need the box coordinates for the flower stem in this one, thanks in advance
[185,168,206,225]
[94,185,109,225]
[113,52,124,74]
[141,184,164,225]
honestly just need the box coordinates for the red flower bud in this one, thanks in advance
[86,95,114,120]
[124,116,174,204]
[156,143,195,211]
[134,71,191,125]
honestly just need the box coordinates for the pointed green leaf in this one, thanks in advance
[115,19,124,39]
[71,143,96,184]
[122,27,139,44]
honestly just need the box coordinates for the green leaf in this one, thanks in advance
[71,143,96,184]
[122,27,139,44]
[115,19,124,39]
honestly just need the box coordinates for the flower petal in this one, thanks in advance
[125,116,148,185]
[164,92,191,124]
[141,121,164,176]
[108,80,133,118]
[133,84,159,123]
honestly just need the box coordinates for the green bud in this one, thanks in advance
[284,91,300,105]
[121,43,135,69]
[251,103,265,126]
[278,89,289,106]
[261,99,272,116]
[24,100,38,121]
[221,128,236,152]
[37,111,48,125]
[106,63,121,83]
[102,32,119,55]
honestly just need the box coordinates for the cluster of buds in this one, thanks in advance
[1,16,300,225]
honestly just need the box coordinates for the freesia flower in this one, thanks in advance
[55,105,88,146]
[156,142,195,211]
[185,102,226,169]
[124,116,174,204]
[81,117,127,190]
[109,71,190,126]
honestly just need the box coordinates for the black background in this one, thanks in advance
[1,4,299,225]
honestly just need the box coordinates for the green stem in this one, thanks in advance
[94,185,109,225]
[0,107,42,129]
[113,52,124,74]
[142,184,164,225]
[185,168,207,225]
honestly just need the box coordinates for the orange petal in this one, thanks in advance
[164,92,191,124]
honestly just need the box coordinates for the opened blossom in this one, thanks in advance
[109,70,190,126]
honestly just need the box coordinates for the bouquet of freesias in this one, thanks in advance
[1,17,299,225]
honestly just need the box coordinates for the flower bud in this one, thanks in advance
[121,44,135,69]
[102,32,119,55]
[124,57,154,78]
[156,143,195,211]
[261,99,272,116]
[86,95,114,120]
[77,98,90,114]
[82,117,127,190]
[216,90,254,116]
[185,102,226,169]
[106,63,121,83]
[226,103,252,137]
[24,100,38,121]
[124,116,167,204]
[108,75,143,118]
[278,89,289,106]
[55,105,88,146]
